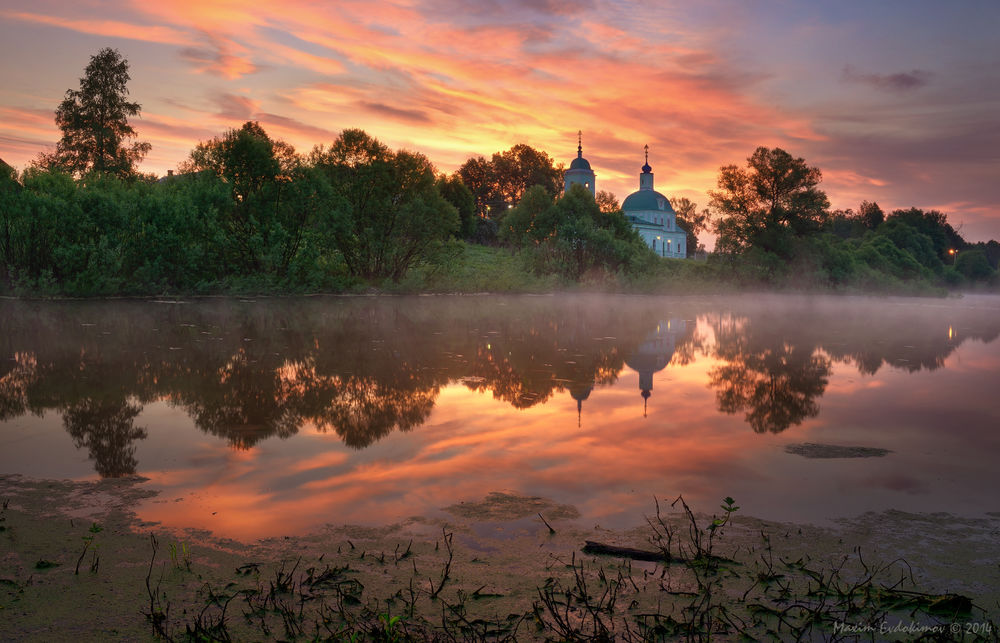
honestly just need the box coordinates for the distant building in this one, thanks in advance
[563,140,687,258]
[563,131,595,197]
[621,146,686,258]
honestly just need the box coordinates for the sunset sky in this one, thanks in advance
[1,0,998,243]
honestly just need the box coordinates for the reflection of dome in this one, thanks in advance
[569,383,593,403]
[625,319,686,414]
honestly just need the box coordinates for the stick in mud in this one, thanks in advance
[581,541,671,562]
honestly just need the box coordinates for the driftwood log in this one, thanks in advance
[581,541,670,562]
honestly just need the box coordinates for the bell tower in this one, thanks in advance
[563,131,596,197]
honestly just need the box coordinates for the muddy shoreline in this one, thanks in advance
[2,474,998,640]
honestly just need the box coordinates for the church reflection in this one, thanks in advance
[625,319,687,417]
[2,296,999,478]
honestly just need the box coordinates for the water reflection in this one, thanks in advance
[626,319,688,416]
[706,313,831,433]
[1,296,999,480]
[178,347,303,450]
[0,352,38,420]
[63,398,146,477]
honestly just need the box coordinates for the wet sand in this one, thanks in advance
[1,474,998,640]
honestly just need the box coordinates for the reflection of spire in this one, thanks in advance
[570,383,593,428]
[641,389,650,418]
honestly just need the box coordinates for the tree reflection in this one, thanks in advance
[0,352,38,421]
[709,345,830,433]
[706,313,831,433]
[311,376,437,449]
[178,348,303,450]
[3,295,999,476]
[461,306,636,417]
[62,398,147,477]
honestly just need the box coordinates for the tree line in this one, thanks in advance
[0,48,996,296]
[705,146,998,289]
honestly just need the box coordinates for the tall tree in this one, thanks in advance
[44,48,150,179]
[310,129,459,281]
[858,200,884,230]
[457,144,562,221]
[709,147,829,255]
[182,121,335,276]
[436,174,477,239]
[669,197,710,254]
[456,155,495,219]
[885,207,964,262]
[595,190,619,215]
[491,144,562,206]
[0,158,16,191]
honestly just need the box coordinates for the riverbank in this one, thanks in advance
[1,475,997,641]
[7,241,997,299]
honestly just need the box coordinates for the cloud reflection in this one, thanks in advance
[1,295,1000,538]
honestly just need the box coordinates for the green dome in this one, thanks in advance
[569,156,592,171]
[622,189,673,213]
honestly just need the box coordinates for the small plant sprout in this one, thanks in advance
[709,497,739,533]
[168,541,192,571]
[380,613,403,641]
[75,522,102,575]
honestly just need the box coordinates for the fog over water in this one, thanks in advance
[1,294,998,539]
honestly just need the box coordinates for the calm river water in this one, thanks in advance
[1,294,998,540]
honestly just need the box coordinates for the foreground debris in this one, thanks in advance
[1,476,998,641]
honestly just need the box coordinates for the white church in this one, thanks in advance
[564,135,687,259]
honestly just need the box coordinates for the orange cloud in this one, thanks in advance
[0,106,59,167]
[1,0,993,240]
[0,10,195,46]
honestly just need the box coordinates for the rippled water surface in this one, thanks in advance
[2,294,998,539]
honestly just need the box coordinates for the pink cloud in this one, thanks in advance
[0,0,995,240]
[0,9,196,46]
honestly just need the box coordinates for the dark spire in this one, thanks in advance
[642,144,652,174]
[577,130,583,158]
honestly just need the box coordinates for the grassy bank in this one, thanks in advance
[3,242,1000,298]
[377,243,995,297]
